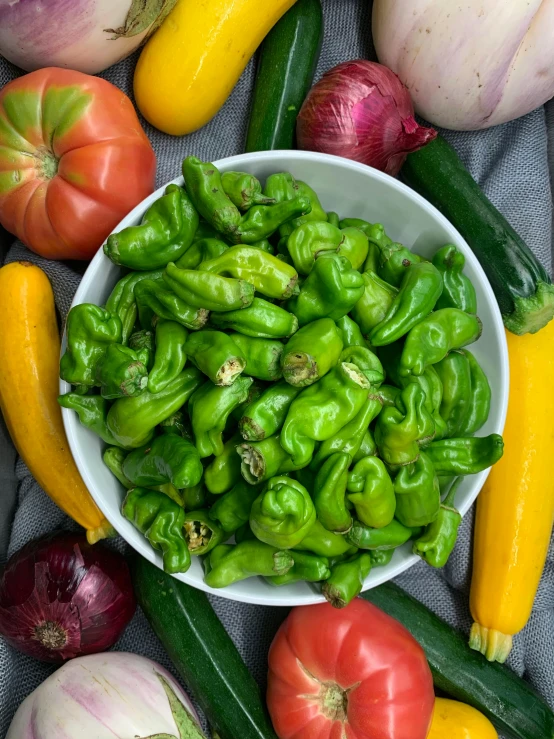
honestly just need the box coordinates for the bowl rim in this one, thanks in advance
[61,149,509,606]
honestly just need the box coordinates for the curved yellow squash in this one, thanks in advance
[134,0,297,135]
[0,262,113,544]
[427,698,498,739]
[470,320,554,662]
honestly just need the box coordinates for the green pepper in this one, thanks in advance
[425,434,504,475]
[250,475,316,548]
[281,361,370,467]
[204,540,294,588]
[184,509,226,556]
[339,218,376,237]
[163,262,255,312]
[350,271,398,337]
[175,238,229,270]
[394,451,441,527]
[237,435,302,484]
[413,477,462,567]
[434,350,472,438]
[107,368,203,448]
[208,481,261,533]
[231,197,312,245]
[369,262,444,346]
[374,383,435,467]
[337,227,369,271]
[336,315,368,348]
[281,317,344,387]
[347,456,396,529]
[322,552,372,608]
[286,253,365,326]
[103,446,132,487]
[267,550,331,586]
[294,519,358,558]
[263,172,298,202]
[183,482,208,509]
[352,429,377,463]
[60,304,122,387]
[228,333,283,382]
[128,329,156,371]
[210,297,298,339]
[185,330,246,386]
[228,380,264,425]
[457,350,492,436]
[339,345,384,387]
[313,452,352,534]
[189,376,253,458]
[287,222,342,275]
[204,433,242,495]
[182,156,242,239]
[192,221,219,243]
[135,279,209,331]
[105,269,164,345]
[122,434,203,490]
[378,241,424,287]
[251,238,275,254]
[374,384,401,408]
[400,308,482,376]
[432,245,477,314]
[122,487,190,574]
[346,518,414,550]
[293,467,317,495]
[158,410,193,440]
[58,393,125,447]
[239,381,301,441]
[104,185,199,270]
[338,220,381,273]
[278,180,328,238]
[221,171,275,210]
[95,343,148,399]
[147,319,188,394]
[327,212,340,228]
[369,549,395,568]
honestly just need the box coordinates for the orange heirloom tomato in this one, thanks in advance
[267,599,434,739]
[0,67,156,260]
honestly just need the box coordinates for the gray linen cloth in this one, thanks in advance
[1,1,553,735]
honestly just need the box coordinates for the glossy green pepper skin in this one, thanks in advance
[294,519,358,558]
[199,245,298,300]
[336,315,368,348]
[346,518,414,550]
[210,297,298,339]
[281,361,370,467]
[122,434,203,490]
[228,333,284,382]
[239,381,301,441]
[107,368,203,448]
[182,156,241,239]
[338,219,381,274]
[164,262,254,312]
[313,452,352,533]
[192,221,219,243]
[458,350,491,436]
[148,319,188,394]
[350,271,398,336]
[394,451,441,527]
[204,433,242,495]
[347,456,396,529]
[95,343,148,399]
[158,410,193,440]
[337,227,369,271]
[378,241,424,287]
[232,197,312,245]
[413,478,462,567]
[204,540,294,588]
[184,509,226,556]
[181,483,206,509]
[263,172,298,203]
[353,429,377,463]
[175,238,228,270]
[287,222,343,275]
[286,253,365,326]
[267,550,331,586]
[432,245,477,314]
[208,481,261,533]
[369,262,444,346]
[104,185,199,270]
[327,212,340,228]
[103,447,132,488]
[369,549,395,567]
[238,435,302,484]
[189,376,253,458]
[281,318,343,388]
[221,171,274,210]
[250,476,316,548]
[400,308,482,376]
[122,487,190,574]
[339,345,384,387]
[135,279,209,331]
[278,180,328,238]
[435,350,472,438]
[374,383,435,466]
[375,384,401,407]
[185,330,246,386]
[58,393,124,447]
[426,434,504,475]
[322,552,372,608]
[105,269,164,345]
[60,304,122,387]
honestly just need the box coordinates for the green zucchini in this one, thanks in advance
[245,0,323,152]
[362,582,554,739]
[401,135,554,335]
[132,556,278,739]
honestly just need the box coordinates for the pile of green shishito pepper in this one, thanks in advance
[58,155,504,608]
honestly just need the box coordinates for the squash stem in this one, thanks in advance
[469,622,513,664]
[86,521,117,545]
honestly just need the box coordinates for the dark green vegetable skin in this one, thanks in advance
[402,136,554,335]
[362,582,554,739]
[245,0,323,152]
[132,556,279,739]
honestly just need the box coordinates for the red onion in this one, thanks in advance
[0,532,135,663]
[297,60,437,176]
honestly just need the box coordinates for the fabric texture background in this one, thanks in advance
[1,1,553,736]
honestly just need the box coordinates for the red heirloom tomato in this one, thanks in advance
[0,68,156,260]
[267,599,434,739]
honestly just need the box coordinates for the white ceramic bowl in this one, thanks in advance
[61,151,509,606]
